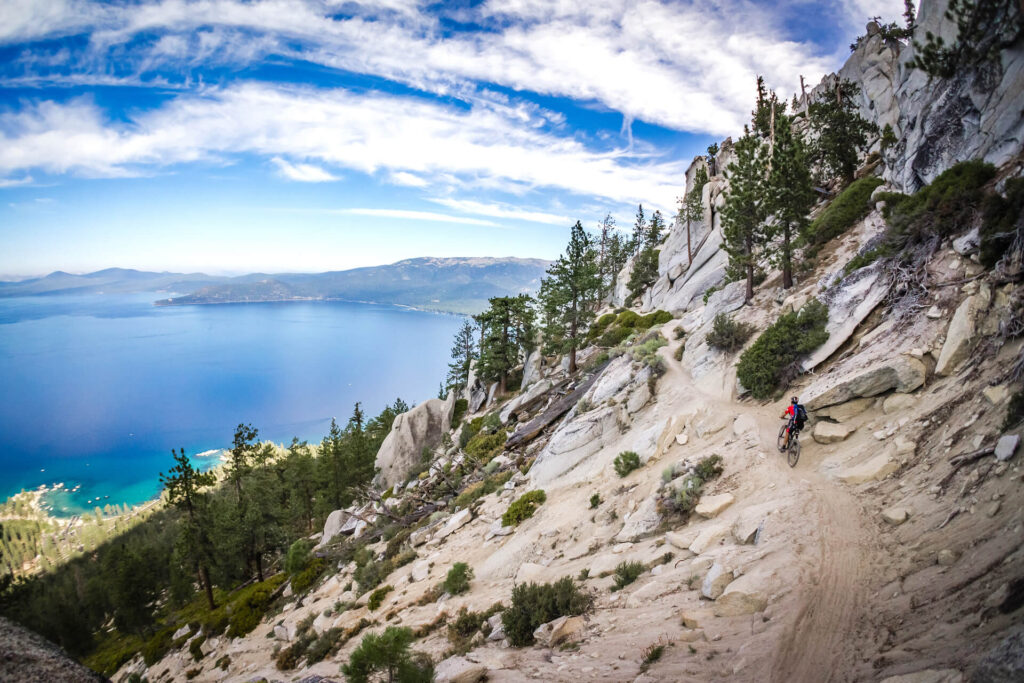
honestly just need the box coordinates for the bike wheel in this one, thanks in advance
[777,425,787,452]
[788,435,801,467]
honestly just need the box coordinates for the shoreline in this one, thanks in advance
[152,296,470,317]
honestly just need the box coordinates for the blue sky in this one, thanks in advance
[0,0,905,277]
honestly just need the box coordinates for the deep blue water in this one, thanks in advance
[0,293,462,515]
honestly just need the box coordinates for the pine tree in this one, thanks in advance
[706,143,719,176]
[807,79,878,185]
[626,210,665,304]
[474,295,536,393]
[631,205,646,255]
[160,448,218,609]
[682,166,709,263]
[596,213,616,297]
[445,320,477,393]
[721,130,769,301]
[766,113,816,289]
[539,221,602,374]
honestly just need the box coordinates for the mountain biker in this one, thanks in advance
[780,397,808,449]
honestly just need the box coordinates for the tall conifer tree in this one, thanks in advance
[539,221,602,374]
[721,130,768,301]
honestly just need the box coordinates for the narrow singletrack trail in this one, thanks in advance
[758,411,876,683]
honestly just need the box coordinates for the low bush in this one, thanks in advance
[501,577,593,647]
[341,627,433,683]
[305,627,344,664]
[674,343,685,361]
[611,561,645,591]
[703,285,722,305]
[453,470,513,508]
[598,325,633,348]
[658,454,726,520]
[695,454,724,481]
[464,429,507,463]
[227,578,283,638]
[459,417,483,448]
[613,451,642,477]
[640,642,666,672]
[736,299,829,399]
[446,603,503,654]
[705,313,755,352]
[188,634,206,662]
[450,398,468,427]
[807,176,884,245]
[368,585,393,611]
[141,627,176,666]
[502,490,547,526]
[589,493,601,509]
[980,177,1024,269]
[291,557,326,593]
[285,538,315,575]
[616,310,641,328]
[443,563,474,595]
[215,654,230,670]
[355,559,389,593]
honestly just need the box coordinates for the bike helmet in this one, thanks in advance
[791,396,798,404]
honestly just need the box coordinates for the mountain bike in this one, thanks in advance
[778,420,801,467]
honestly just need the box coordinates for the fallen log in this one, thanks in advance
[506,360,611,449]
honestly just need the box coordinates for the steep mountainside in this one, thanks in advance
[102,2,1024,682]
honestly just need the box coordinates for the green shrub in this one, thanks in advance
[459,417,484,448]
[808,176,884,244]
[453,470,513,508]
[464,429,507,462]
[368,585,393,611]
[640,642,666,672]
[185,668,201,680]
[481,412,502,431]
[705,313,755,352]
[637,310,673,328]
[611,561,645,591]
[502,489,547,526]
[450,398,468,428]
[674,343,685,361]
[227,581,280,638]
[588,313,618,340]
[1004,389,1024,431]
[446,603,503,654]
[598,326,632,348]
[306,627,344,664]
[141,627,176,666]
[736,299,829,399]
[613,451,641,477]
[188,634,206,662]
[443,563,474,595]
[980,177,1024,268]
[341,627,433,683]
[216,654,230,670]
[354,559,389,593]
[589,493,601,509]
[501,577,593,646]
[627,335,668,365]
[291,557,326,593]
[695,454,724,481]
[285,538,314,575]
[616,310,641,328]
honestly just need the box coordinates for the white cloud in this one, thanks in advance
[2,0,846,136]
[335,208,500,226]
[272,157,339,182]
[0,83,686,206]
[0,175,34,187]
[429,198,572,226]
[388,171,429,187]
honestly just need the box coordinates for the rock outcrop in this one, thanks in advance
[375,392,456,487]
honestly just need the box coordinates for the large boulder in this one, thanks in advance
[713,574,769,616]
[533,615,585,648]
[812,421,856,444]
[435,655,487,683]
[528,405,618,487]
[614,497,662,542]
[935,293,986,376]
[702,280,747,324]
[802,265,890,372]
[802,356,927,411]
[838,454,899,484]
[521,348,543,389]
[375,392,456,488]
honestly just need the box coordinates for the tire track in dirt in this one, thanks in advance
[764,417,874,683]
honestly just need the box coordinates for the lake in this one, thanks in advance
[0,293,463,515]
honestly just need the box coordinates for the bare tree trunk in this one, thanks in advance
[745,235,754,301]
[686,218,692,264]
[200,564,216,610]
[782,225,793,290]
[255,553,264,583]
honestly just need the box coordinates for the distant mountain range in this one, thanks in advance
[0,258,551,314]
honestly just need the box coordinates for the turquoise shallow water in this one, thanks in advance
[0,293,462,515]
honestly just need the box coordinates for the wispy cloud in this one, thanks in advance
[335,208,500,226]
[0,175,34,188]
[0,84,686,206]
[429,198,572,226]
[272,157,339,182]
